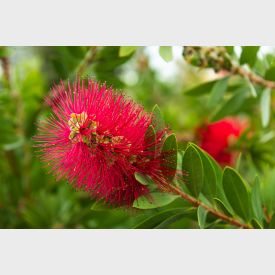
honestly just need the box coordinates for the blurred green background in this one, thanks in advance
[1,46,275,228]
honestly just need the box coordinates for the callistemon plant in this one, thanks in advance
[34,79,176,206]
[35,79,261,229]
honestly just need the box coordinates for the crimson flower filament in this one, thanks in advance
[35,80,172,205]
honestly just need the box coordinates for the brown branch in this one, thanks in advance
[232,66,275,90]
[1,56,11,88]
[165,183,252,229]
[183,46,275,90]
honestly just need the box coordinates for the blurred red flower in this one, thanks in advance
[34,80,173,206]
[197,118,246,166]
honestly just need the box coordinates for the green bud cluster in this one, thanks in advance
[183,46,233,72]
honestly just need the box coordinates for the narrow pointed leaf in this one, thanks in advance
[91,200,110,211]
[152,104,165,131]
[251,218,263,229]
[145,125,156,154]
[225,46,234,55]
[191,144,217,203]
[184,79,221,97]
[133,208,194,229]
[265,66,275,81]
[236,153,242,171]
[155,213,187,228]
[247,79,257,97]
[161,134,177,180]
[133,192,178,209]
[251,176,264,224]
[240,46,260,67]
[119,46,138,57]
[134,172,154,186]
[211,87,246,122]
[182,144,204,197]
[197,206,208,229]
[222,167,252,222]
[260,88,271,128]
[159,46,173,62]
[214,198,234,217]
[208,77,228,107]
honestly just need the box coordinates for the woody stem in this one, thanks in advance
[231,65,275,90]
[0,56,11,88]
[165,183,252,229]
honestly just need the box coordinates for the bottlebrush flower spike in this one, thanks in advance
[34,79,174,206]
[197,118,247,166]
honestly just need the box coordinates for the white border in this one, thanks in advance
[1,0,275,45]
[0,230,274,274]
[1,1,275,273]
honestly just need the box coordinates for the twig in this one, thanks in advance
[232,65,275,90]
[166,183,252,229]
[0,56,11,87]
[183,46,275,90]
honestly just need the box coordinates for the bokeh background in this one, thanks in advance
[1,46,275,228]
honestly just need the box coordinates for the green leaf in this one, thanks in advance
[133,208,194,229]
[251,218,263,229]
[208,77,228,107]
[176,151,184,171]
[90,200,110,211]
[161,134,177,180]
[162,134,177,153]
[261,169,275,214]
[208,157,234,215]
[191,144,217,203]
[152,104,165,131]
[265,66,275,81]
[197,206,207,228]
[206,153,223,184]
[93,46,133,88]
[134,172,154,186]
[269,214,275,229]
[182,144,204,198]
[184,79,220,97]
[133,192,178,209]
[119,46,138,57]
[0,46,8,58]
[211,87,247,122]
[134,172,158,192]
[144,125,156,155]
[247,79,257,98]
[236,153,242,171]
[225,46,234,55]
[214,198,234,217]
[240,46,260,67]
[155,212,188,228]
[222,167,252,222]
[39,46,90,80]
[251,176,264,225]
[260,88,271,128]
[159,46,173,62]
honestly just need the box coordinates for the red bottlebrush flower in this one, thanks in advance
[197,118,246,166]
[34,80,172,206]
